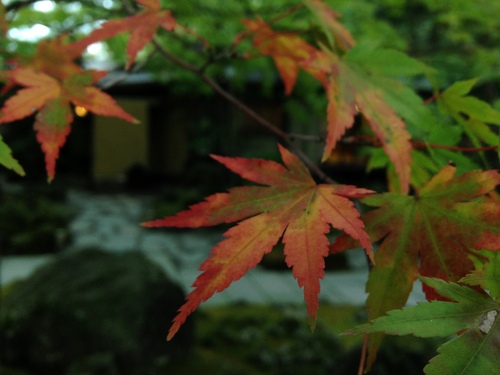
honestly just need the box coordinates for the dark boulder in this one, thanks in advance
[0,249,193,375]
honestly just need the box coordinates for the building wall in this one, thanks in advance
[92,99,149,181]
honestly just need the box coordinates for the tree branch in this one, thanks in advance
[150,37,335,183]
[118,0,333,182]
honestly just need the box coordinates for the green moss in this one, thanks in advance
[0,249,193,375]
[0,192,74,255]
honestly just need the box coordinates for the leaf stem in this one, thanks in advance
[358,333,369,375]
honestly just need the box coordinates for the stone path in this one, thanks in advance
[1,189,426,307]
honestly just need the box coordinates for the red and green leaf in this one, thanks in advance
[324,56,412,193]
[143,145,374,340]
[34,97,73,181]
[331,163,500,365]
[303,0,355,51]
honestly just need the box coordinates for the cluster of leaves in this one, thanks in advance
[1,0,500,373]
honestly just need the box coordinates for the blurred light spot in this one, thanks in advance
[102,0,114,9]
[32,0,56,12]
[64,2,82,12]
[8,24,51,41]
[87,42,104,55]
[75,106,88,117]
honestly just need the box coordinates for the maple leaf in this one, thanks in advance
[74,0,176,69]
[242,18,328,94]
[438,78,500,147]
[330,163,500,366]
[0,68,137,180]
[143,145,374,340]
[303,0,356,51]
[0,68,61,124]
[345,277,500,375]
[313,50,413,193]
[34,97,73,180]
[461,252,500,299]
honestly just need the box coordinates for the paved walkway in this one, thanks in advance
[1,189,426,307]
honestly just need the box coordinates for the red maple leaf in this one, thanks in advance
[242,18,328,94]
[143,145,374,340]
[73,0,176,69]
[330,163,500,365]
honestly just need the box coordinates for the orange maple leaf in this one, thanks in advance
[73,0,176,69]
[143,145,374,340]
[0,68,136,180]
[242,18,328,94]
[0,68,61,124]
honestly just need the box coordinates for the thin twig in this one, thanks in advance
[289,133,325,142]
[412,141,497,152]
[423,93,441,105]
[342,135,498,153]
[176,24,210,50]
[98,49,158,90]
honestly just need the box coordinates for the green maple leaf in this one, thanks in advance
[345,277,500,375]
[462,252,500,300]
[438,79,500,147]
[0,135,25,176]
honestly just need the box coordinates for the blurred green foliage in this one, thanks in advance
[3,0,499,91]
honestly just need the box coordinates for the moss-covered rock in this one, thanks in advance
[0,249,193,375]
